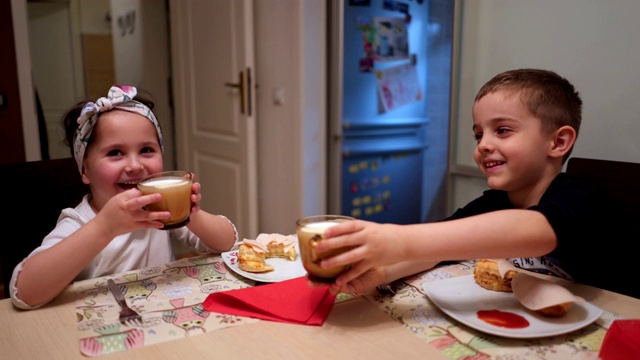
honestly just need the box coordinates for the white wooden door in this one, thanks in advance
[169,0,258,240]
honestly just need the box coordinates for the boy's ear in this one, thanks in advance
[549,125,577,158]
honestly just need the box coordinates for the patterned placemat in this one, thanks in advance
[363,261,625,360]
[74,255,259,357]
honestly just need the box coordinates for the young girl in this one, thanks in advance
[10,85,237,309]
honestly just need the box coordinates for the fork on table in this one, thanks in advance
[107,279,144,327]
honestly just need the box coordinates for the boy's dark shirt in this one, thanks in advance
[444,172,637,298]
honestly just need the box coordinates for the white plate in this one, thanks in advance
[422,275,603,338]
[221,243,306,282]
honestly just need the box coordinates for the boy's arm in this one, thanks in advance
[402,209,557,262]
[328,209,557,288]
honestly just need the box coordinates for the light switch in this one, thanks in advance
[272,87,285,106]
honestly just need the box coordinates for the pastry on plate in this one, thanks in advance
[474,259,577,318]
[535,301,574,317]
[473,259,517,292]
[237,233,296,273]
[511,272,575,317]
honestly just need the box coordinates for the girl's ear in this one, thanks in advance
[550,125,577,159]
[81,167,91,185]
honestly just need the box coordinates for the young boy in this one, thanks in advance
[313,68,633,298]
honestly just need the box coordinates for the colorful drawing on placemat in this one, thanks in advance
[74,255,258,357]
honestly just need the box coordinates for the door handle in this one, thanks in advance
[224,68,252,116]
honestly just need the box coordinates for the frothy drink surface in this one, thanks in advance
[302,221,340,233]
[138,176,192,226]
[140,177,189,187]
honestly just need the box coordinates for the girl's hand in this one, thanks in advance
[95,188,169,238]
[189,172,202,214]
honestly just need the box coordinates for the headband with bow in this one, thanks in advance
[73,85,164,173]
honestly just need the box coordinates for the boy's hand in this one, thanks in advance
[307,266,387,295]
[313,220,403,287]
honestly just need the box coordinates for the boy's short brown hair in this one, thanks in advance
[475,69,582,160]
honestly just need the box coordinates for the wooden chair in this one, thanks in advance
[0,157,89,299]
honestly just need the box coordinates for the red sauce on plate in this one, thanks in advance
[477,309,530,329]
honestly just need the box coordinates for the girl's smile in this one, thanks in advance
[81,110,164,212]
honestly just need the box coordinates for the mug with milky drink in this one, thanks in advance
[296,214,356,283]
[137,171,193,229]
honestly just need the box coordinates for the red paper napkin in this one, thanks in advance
[599,319,640,360]
[203,276,336,325]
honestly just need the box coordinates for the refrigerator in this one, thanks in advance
[328,0,455,224]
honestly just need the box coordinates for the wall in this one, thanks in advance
[1,0,27,164]
[4,0,35,163]
[13,0,174,169]
[450,0,640,211]
[28,0,86,159]
[110,0,174,170]
[254,0,327,234]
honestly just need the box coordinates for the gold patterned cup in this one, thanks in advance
[137,171,193,230]
[296,214,355,283]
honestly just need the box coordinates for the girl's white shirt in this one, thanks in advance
[10,195,237,309]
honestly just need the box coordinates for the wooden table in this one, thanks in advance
[1,259,639,360]
[0,288,436,359]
